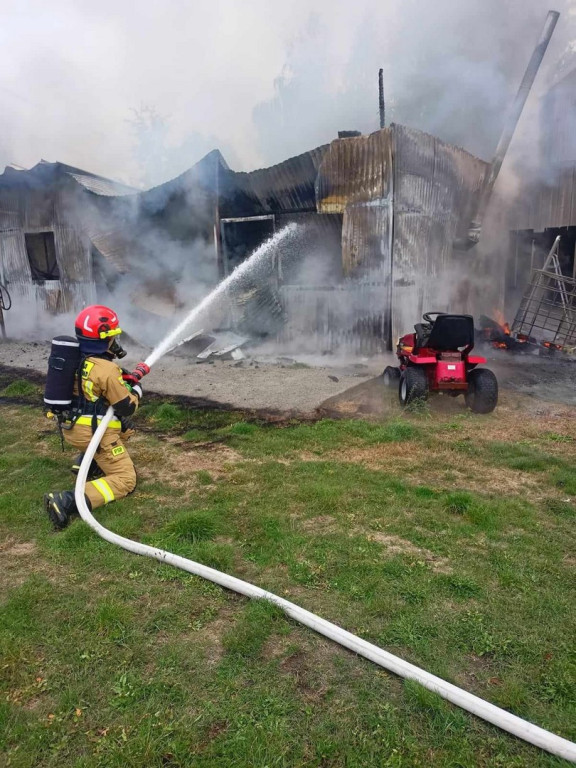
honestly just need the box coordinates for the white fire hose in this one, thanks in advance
[75,406,576,763]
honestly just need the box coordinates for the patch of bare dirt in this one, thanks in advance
[206,720,229,739]
[358,531,452,573]
[262,633,342,700]
[134,436,241,492]
[454,653,498,690]
[166,443,241,477]
[319,377,395,419]
[0,538,71,592]
[279,650,329,700]
[296,515,338,534]
[0,539,37,556]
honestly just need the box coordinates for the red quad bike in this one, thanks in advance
[383,312,498,413]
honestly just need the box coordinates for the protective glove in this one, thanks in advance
[122,370,140,387]
[122,362,150,390]
[120,416,136,440]
[120,415,135,432]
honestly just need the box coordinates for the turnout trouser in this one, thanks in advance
[64,421,136,509]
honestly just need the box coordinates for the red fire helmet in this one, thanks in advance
[75,305,122,340]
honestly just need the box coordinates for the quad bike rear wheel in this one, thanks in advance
[399,366,429,406]
[465,368,498,414]
[382,366,401,388]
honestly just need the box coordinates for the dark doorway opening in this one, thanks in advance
[25,232,59,282]
[220,216,275,276]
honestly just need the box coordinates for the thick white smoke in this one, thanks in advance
[1,0,574,351]
[1,1,575,186]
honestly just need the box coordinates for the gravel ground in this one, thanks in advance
[0,340,381,413]
[1,340,573,412]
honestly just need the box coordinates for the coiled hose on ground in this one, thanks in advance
[74,406,576,763]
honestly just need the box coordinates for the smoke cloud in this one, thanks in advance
[1,1,575,188]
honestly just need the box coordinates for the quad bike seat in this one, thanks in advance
[416,314,474,351]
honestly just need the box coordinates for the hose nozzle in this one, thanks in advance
[132,362,150,381]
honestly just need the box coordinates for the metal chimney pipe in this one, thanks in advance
[461,10,559,248]
[379,68,385,129]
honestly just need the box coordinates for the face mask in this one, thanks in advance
[108,338,127,359]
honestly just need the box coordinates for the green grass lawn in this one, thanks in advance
[0,380,575,767]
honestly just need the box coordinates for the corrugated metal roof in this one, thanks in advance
[0,160,139,197]
[139,146,330,222]
[138,150,224,235]
[141,150,225,202]
[220,146,328,217]
[49,162,138,196]
[66,171,138,197]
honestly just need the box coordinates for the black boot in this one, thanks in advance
[44,491,91,530]
[71,453,104,481]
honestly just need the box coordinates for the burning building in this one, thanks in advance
[80,127,487,354]
[0,12,559,357]
[0,130,534,353]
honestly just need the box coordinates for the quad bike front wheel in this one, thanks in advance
[399,366,429,406]
[382,366,401,388]
[465,368,498,414]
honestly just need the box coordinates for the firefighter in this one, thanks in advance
[44,305,148,530]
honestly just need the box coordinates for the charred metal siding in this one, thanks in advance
[392,125,487,340]
[278,283,388,355]
[341,203,392,277]
[317,129,393,286]
[313,125,488,346]
[0,188,21,230]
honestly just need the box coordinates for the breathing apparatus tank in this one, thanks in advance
[44,336,81,414]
